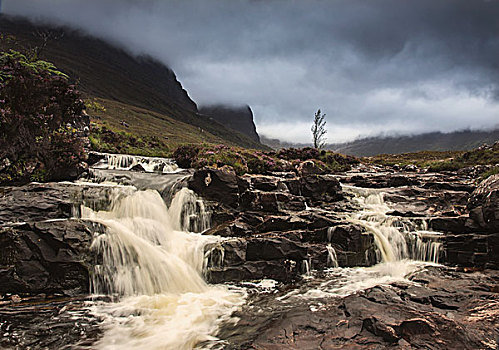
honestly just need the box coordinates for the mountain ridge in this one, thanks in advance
[0,15,267,150]
[199,105,260,143]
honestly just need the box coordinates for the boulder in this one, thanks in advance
[0,219,98,295]
[467,174,499,232]
[285,175,342,203]
[188,167,249,208]
[246,237,308,261]
[204,237,307,283]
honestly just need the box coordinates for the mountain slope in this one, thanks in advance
[330,129,499,156]
[0,15,266,150]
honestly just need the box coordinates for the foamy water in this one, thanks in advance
[82,188,245,350]
[76,179,443,349]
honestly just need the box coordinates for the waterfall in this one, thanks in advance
[82,187,244,350]
[342,185,442,264]
[326,244,339,268]
[169,187,211,233]
[92,152,179,173]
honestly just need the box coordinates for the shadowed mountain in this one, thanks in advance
[0,15,266,150]
[199,105,260,142]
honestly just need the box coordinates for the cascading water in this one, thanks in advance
[277,184,445,303]
[326,244,339,268]
[342,184,442,264]
[169,187,211,233]
[92,152,179,173]
[81,187,244,350]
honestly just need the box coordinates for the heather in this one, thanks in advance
[173,144,357,175]
[0,50,87,184]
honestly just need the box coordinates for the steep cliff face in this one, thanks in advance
[199,105,260,143]
[0,16,197,113]
[0,15,267,150]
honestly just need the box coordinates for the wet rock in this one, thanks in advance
[468,174,499,232]
[444,233,490,267]
[0,184,75,225]
[423,181,475,193]
[188,167,249,208]
[205,220,252,237]
[245,175,280,192]
[0,182,128,225]
[0,220,99,295]
[0,297,101,349]
[430,216,479,234]
[220,267,498,349]
[327,225,376,260]
[290,175,343,203]
[240,191,306,213]
[302,212,338,230]
[255,215,309,233]
[204,237,306,283]
[206,259,299,284]
[87,151,105,166]
[129,163,146,172]
[346,174,419,188]
[246,237,308,261]
[362,317,399,342]
[443,175,499,269]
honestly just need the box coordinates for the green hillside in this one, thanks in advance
[0,15,267,152]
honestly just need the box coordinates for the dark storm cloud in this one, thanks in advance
[4,0,499,142]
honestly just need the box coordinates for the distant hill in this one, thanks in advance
[329,129,499,156]
[199,105,260,143]
[261,129,499,156]
[260,135,310,150]
[0,15,266,150]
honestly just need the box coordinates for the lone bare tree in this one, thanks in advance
[311,109,327,149]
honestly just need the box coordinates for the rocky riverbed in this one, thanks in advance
[0,154,498,349]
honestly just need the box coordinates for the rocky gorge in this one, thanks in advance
[0,153,498,349]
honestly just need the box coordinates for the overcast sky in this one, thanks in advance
[4,0,499,143]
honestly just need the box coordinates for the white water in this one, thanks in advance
[326,244,339,268]
[275,184,444,303]
[92,152,179,173]
[76,177,444,348]
[82,187,244,350]
[341,184,442,264]
[169,187,211,233]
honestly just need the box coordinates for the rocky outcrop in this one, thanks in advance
[205,238,305,283]
[0,220,98,296]
[1,159,499,349]
[199,105,260,143]
[442,175,499,269]
[188,167,249,208]
[0,182,126,225]
[219,267,499,349]
[0,181,126,296]
[467,174,499,232]
[198,168,376,282]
